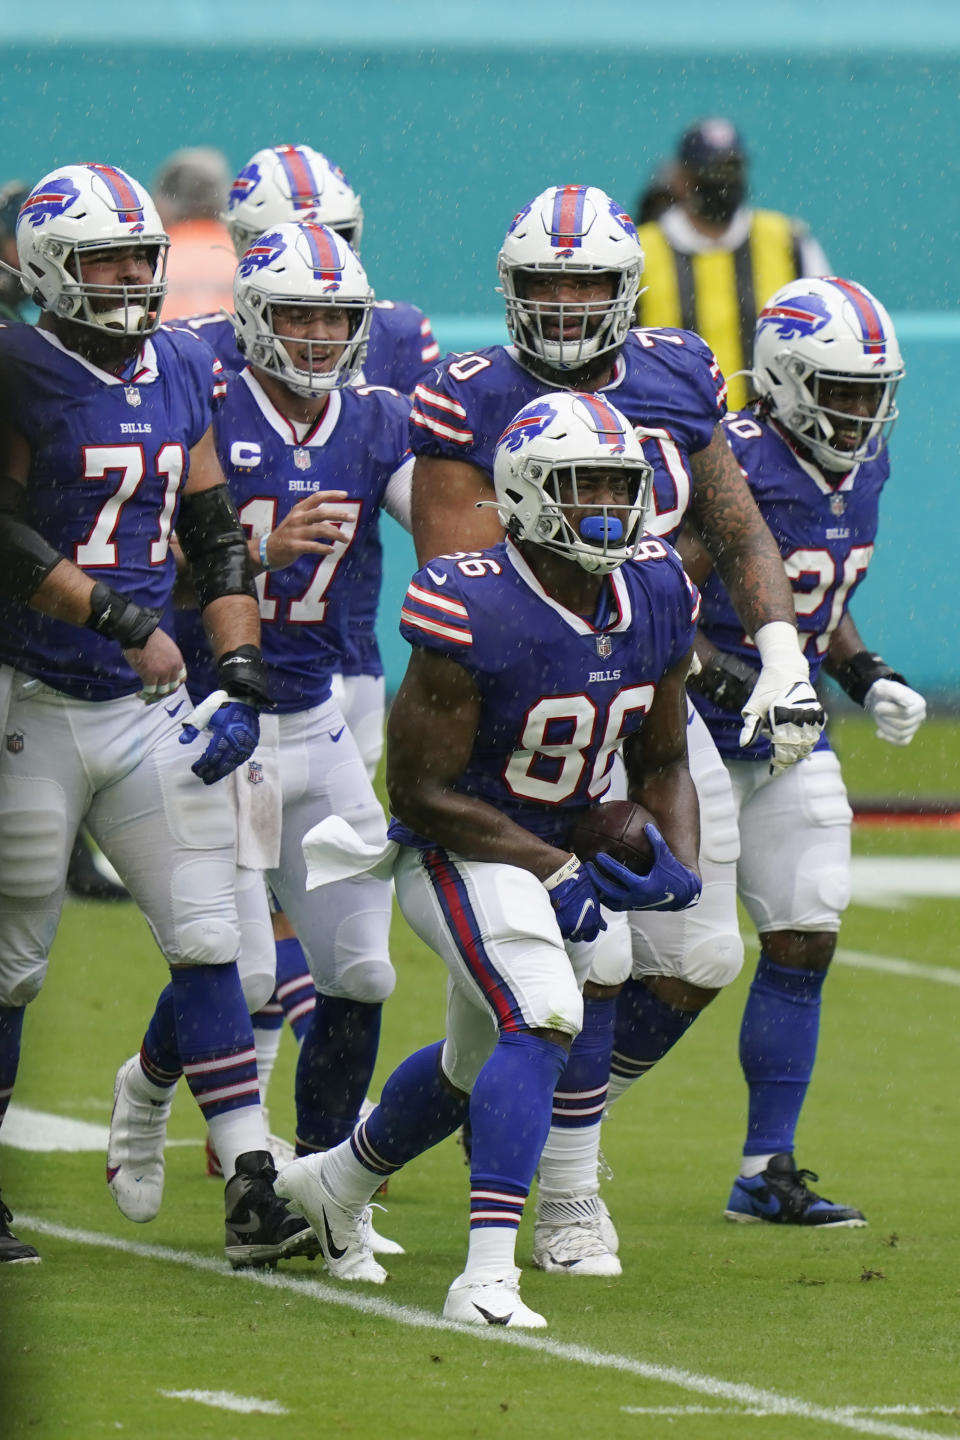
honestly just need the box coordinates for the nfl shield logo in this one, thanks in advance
[124,385,141,407]
[5,731,24,754]
[596,634,613,659]
[247,760,264,785]
[829,493,846,516]
[294,447,311,470]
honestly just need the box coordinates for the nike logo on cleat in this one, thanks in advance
[472,1303,510,1326]
[227,1214,264,1236]
[165,701,185,718]
[321,1208,347,1260]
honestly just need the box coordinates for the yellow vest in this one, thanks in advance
[636,210,802,412]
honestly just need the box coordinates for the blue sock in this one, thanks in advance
[552,992,616,1128]
[469,1031,568,1206]
[350,1040,468,1180]
[171,964,259,1123]
[294,995,381,1152]
[740,953,826,1157]
[611,976,699,1083]
[274,937,316,1043]
[141,984,183,1085]
[0,1005,25,1127]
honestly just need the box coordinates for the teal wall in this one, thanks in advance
[1,2,957,692]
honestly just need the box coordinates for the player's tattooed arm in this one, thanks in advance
[387,645,577,880]
[621,648,700,873]
[411,455,505,565]
[689,425,796,635]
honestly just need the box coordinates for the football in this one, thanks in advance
[570,800,658,875]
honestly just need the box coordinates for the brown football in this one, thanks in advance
[570,800,657,876]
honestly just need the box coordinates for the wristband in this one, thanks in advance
[832,651,907,708]
[216,644,272,709]
[687,650,759,713]
[259,533,273,571]
[542,854,581,891]
[85,581,161,650]
[753,620,810,679]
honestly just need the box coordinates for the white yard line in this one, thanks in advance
[18,1216,959,1440]
[622,1407,960,1420]
[159,1389,289,1416]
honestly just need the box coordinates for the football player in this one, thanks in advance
[176,144,440,1111]
[408,184,824,1272]
[0,164,311,1267]
[110,222,412,1244]
[276,392,702,1326]
[681,277,923,1225]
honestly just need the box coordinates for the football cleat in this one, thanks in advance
[0,1192,40,1264]
[442,1267,546,1328]
[532,1216,622,1276]
[224,1150,320,1269]
[274,1153,387,1283]
[106,1055,172,1222]
[206,1108,296,1179]
[724,1153,867,1228]
[597,1196,620,1255]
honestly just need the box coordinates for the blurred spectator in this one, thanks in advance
[0,180,30,322]
[153,146,235,319]
[634,118,830,409]
[635,159,679,225]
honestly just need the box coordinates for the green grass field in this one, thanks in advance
[2,716,959,1440]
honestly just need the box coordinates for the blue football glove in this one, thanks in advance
[179,689,260,786]
[543,861,607,943]
[586,825,701,912]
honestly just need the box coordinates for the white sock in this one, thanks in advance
[132,1060,176,1104]
[536,1122,601,1204]
[253,1026,283,1106]
[208,1105,267,1180]
[741,1153,774,1179]
[320,1140,382,1210]
[605,1072,636,1106]
[465,1224,518,1277]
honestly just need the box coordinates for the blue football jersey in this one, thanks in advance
[692,411,890,762]
[388,536,700,850]
[174,300,438,681]
[410,329,725,542]
[176,369,412,713]
[0,322,222,700]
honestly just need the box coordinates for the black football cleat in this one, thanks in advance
[224,1151,320,1269]
[725,1152,866,1227]
[0,1192,40,1263]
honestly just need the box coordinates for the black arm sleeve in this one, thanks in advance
[175,484,257,611]
[0,475,65,601]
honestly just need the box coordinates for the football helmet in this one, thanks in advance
[16,163,168,335]
[753,277,904,473]
[493,391,653,574]
[233,221,373,395]
[224,145,364,258]
[498,186,644,372]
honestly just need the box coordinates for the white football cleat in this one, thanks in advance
[532,1215,622,1277]
[368,1204,405,1256]
[597,1196,620,1255]
[275,1153,387,1283]
[443,1267,546,1328]
[106,1056,172,1223]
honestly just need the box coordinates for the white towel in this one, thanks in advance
[302,815,399,890]
[232,713,282,870]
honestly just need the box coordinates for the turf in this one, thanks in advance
[2,715,959,1439]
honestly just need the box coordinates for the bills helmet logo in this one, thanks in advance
[554,248,575,258]
[229,163,261,208]
[609,201,639,240]
[19,175,82,228]
[497,401,558,453]
[237,231,286,277]
[757,293,832,341]
[506,199,535,235]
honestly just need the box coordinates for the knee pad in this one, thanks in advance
[0,779,68,899]
[239,963,276,1015]
[674,928,744,989]
[334,956,396,1005]
[0,957,48,1008]
[585,911,632,987]
[695,762,741,866]
[173,916,240,968]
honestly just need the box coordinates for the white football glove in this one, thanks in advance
[864,678,927,746]
[739,622,826,775]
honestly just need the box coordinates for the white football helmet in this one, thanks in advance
[493,391,653,573]
[16,163,168,335]
[224,145,364,258]
[233,221,373,395]
[753,276,904,472]
[498,186,644,373]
